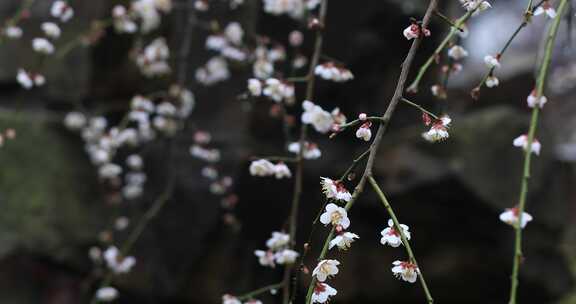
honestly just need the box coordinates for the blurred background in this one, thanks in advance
[0,0,575,303]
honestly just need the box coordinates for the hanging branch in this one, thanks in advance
[508,1,568,303]
[406,8,476,93]
[304,0,439,303]
[473,0,546,96]
[282,0,330,302]
[368,176,433,304]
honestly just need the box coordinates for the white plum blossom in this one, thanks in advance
[95,287,118,302]
[461,0,492,14]
[499,208,533,229]
[113,5,138,33]
[196,57,230,85]
[329,232,359,250]
[32,38,55,54]
[320,177,352,202]
[253,58,274,79]
[262,78,294,103]
[311,282,337,303]
[263,0,318,19]
[266,231,290,249]
[222,294,242,304]
[249,159,276,176]
[513,134,541,155]
[273,162,292,179]
[380,219,411,248]
[315,62,354,82]
[274,249,299,264]
[41,22,61,39]
[448,45,468,60]
[484,55,500,68]
[319,203,350,229]
[312,259,340,282]
[486,75,500,88]
[51,1,74,22]
[534,1,556,18]
[392,260,419,283]
[247,78,262,96]
[355,122,372,141]
[224,22,244,45]
[527,90,548,109]
[422,116,451,143]
[99,163,123,179]
[103,246,136,274]
[126,154,143,170]
[301,100,334,134]
[255,250,276,267]
[4,26,22,39]
[64,112,87,130]
[190,145,221,162]
[288,141,322,159]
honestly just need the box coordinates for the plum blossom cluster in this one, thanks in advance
[288,141,321,159]
[15,2,70,89]
[315,62,354,82]
[115,0,173,34]
[136,37,171,77]
[248,78,295,104]
[263,0,320,19]
[311,259,339,303]
[205,22,247,62]
[196,22,248,85]
[254,231,299,268]
[249,159,292,179]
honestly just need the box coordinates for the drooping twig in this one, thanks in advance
[282,0,330,303]
[508,1,568,303]
[304,0,439,302]
[407,8,476,93]
[368,176,433,303]
[474,0,546,93]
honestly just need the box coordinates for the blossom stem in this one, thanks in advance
[368,176,434,304]
[286,76,309,82]
[433,10,464,32]
[400,97,439,120]
[282,0,329,302]
[55,18,113,59]
[407,9,475,93]
[474,0,545,92]
[508,1,567,303]
[237,282,284,301]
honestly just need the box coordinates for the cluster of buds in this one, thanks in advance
[403,20,431,40]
